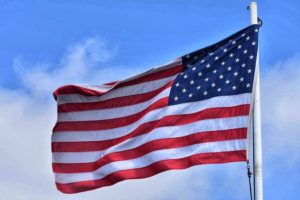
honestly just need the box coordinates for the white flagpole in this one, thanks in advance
[249,2,263,200]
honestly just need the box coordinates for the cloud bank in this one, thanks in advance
[261,55,300,162]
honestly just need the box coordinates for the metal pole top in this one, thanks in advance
[248,2,258,25]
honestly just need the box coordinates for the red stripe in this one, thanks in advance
[52,104,250,152]
[113,64,182,89]
[54,85,106,98]
[55,150,246,194]
[53,128,247,173]
[53,64,182,98]
[104,81,117,86]
[58,81,172,113]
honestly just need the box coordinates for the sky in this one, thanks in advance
[0,0,300,199]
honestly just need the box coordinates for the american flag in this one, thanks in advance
[52,24,259,193]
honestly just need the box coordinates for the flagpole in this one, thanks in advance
[249,2,263,200]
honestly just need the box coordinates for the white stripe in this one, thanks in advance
[52,93,251,142]
[74,84,113,93]
[57,87,171,122]
[52,116,248,163]
[57,75,177,105]
[54,139,246,183]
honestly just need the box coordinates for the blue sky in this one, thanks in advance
[0,0,300,199]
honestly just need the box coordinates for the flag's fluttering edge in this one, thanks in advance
[52,25,260,194]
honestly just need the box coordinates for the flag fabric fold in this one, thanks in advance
[52,24,260,193]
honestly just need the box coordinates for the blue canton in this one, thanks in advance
[169,25,260,105]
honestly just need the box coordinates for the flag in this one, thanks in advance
[52,24,260,193]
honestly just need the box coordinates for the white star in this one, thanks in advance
[180,72,184,75]
[198,72,202,77]
[232,85,237,90]
[246,83,251,87]
[248,69,252,73]
[234,72,238,76]
[182,88,187,93]
[174,96,178,101]
[252,41,256,46]
[246,36,250,41]
[206,64,210,68]
[211,83,216,87]
[238,45,242,49]
[213,69,217,73]
[217,88,222,92]
[201,59,205,63]
[232,40,236,44]
[255,29,258,32]
[209,52,214,56]
[197,85,201,90]
[214,56,219,60]
[221,61,225,65]
[219,74,224,79]
[190,80,195,85]
[242,33,246,37]
[188,93,193,98]
[175,82,180,87]
[242,63,246,68]
[230,53,234,57]
[250,55,254,59]
[192,66,197,71]
[203,91,208,95]
[240,77,244,82]
[205,77,209,82]
[225,80,230,84]
[223,48,228,53]
[235,58,240,63]
[243,49,248,54]
[184,74,188,79]
[227,66,232,71]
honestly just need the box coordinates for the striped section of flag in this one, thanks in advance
[52,25,259,194]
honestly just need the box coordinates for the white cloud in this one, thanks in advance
[12,36,128,98]
[261,55,300,164]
